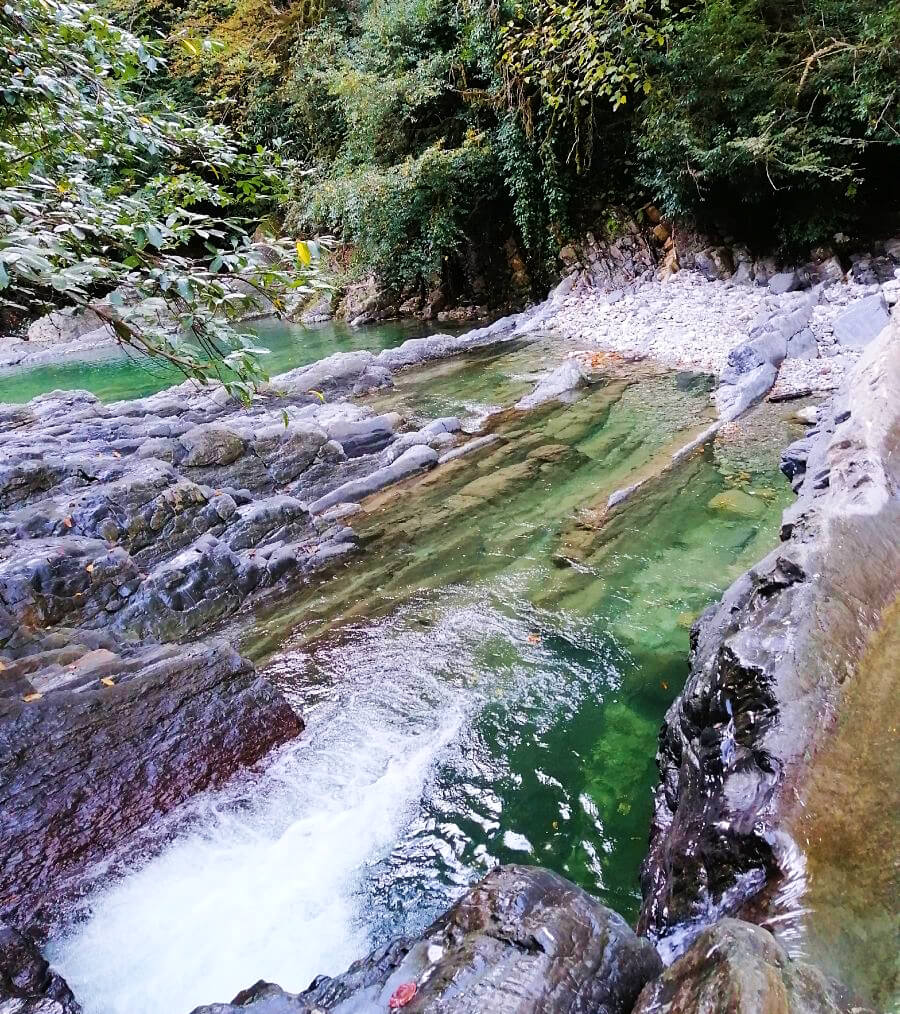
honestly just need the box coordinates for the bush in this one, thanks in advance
[637,0,900,251]
[293,142,502,289]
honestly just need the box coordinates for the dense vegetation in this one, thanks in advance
[3,0,899,363]
[0,0,320,392]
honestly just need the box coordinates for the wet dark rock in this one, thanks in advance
[188,865,662,1014]
[0,637,302,933]
[632,919,874,1014]
[639,320,900,954]
[0,920,81,1014]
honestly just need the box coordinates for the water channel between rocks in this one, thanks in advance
[43,332,803,1014]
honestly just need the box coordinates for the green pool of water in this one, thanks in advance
[46,338,806,1014]
[247,345,798,932]
[0,317,448,404]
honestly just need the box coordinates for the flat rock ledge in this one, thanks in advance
[188,865,662,1014]
[638,315,900,953]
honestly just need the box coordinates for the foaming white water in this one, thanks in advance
[48,631,466,1014]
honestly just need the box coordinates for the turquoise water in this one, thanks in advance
[0,317,449,404]
[44,336,803,1014]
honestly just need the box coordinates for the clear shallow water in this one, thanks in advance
[0,317,450,404]
[47,341,801,1014]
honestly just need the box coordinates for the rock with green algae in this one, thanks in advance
[707,487,766,518]
[632,919,875,1014]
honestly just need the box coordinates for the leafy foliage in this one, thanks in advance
[637,0,900,250]
[0,0,315,397]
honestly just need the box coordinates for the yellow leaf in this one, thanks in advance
[85,563,94,574]
[23,692,43,702]
[307,388,325,402]
[63,516,74,528]
[100,677,116,687]
[295,240,312,266]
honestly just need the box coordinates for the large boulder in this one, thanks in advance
[831,293,890,349]
[0,921,81,1014]
[633,920,873,1014]
[188,866,662,1014]
[0,637,302,932]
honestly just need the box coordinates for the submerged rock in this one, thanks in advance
[188,865,662,1014]
[633,919,874,1014]
[639,318,900,962]
[515,359,590,410]
[0,920,81,1014]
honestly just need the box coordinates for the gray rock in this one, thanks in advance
[785,326,818,360]
[0,921,81,1014]
[516,360,589,410]
[188,866,662,1014]
[731,260,754,285]
[25,308,111,346]
[308,445,438,514]
[251,422,327,484]
[633,920,873,1014]
[695,246,735,281]
[180,425,246,467]
[815,256,845,287]
[768,270,799,295]
[437,434,499,464]
[323,413,400,457]
[832,293,890,348]
[714,362,778,421]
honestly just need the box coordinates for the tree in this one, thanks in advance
[0,0,318,400]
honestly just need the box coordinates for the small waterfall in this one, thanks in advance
[48,613,469,1014]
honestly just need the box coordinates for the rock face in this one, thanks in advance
[831,292,890,348]
[632,919,874,1014]
[0,921,82,1014]
[0,637,302,932]
[188,865,662,1014]
[639,318,900,953]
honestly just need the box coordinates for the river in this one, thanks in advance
[15,323,800,1013]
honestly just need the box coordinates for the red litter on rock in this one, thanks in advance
[388,982,417,1009]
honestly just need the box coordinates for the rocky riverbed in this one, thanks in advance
[1,264,897,1013]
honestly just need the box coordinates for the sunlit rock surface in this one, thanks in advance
[188,865,662,1014]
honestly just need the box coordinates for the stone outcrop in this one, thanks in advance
[638,317,900,956]
[0,636,302,932]
[0,920,81,1014]
[0,317,567,938]
[715,289,820,419]
[188,865,662,1014]
[633,919,874,1014]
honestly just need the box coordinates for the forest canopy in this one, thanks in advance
[2,0,899,349]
